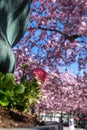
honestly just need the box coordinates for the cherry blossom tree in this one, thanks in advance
[13,0,87,113]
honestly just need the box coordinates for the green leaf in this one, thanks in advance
[0,97,9,106]
[14,84,25,94]
[0,89,5,94]
[5,73,15,85]
[1,73,15,89]
[0,90,12,97]
[0,72,4,80]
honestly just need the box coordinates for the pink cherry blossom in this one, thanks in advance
[14,0,87,114]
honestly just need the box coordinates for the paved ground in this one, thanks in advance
[63,127,85,130]
[0,127,85,130]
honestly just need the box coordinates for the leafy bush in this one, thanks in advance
[0,65,42,112]
[0,72,25,108]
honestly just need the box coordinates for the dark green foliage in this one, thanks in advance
[0,71,41,112]
[0,72,25,108]
[20,64,42,112]
[19,79,41,112]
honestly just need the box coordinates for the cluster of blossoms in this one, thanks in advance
[33,68,47,84]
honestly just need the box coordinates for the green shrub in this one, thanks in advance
[0,69,41,112]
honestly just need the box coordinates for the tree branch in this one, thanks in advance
[38,26,81,42]
[29,26,81,42]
